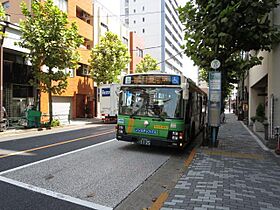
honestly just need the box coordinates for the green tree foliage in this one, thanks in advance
[0,5,6,38]
[178,0,280,102]
[89,32,130,85]
[18,0,83,124]
[135,54,159,73]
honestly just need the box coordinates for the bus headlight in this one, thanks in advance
[171,131,184,140]
[118,125,125,134]
[172,136,178,140]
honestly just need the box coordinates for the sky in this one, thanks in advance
[97,0,198,83]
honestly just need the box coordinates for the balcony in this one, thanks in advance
[76,6,93,26]
[74,18,93,41]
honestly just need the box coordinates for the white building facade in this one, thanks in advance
[121,0,184,74]
[240,5,280,139]
[94,0,130,75]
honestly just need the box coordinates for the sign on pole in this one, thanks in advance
[208,71,222,127]
[211,59,221,70]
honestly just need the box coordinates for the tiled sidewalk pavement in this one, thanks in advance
[161,114,280,210]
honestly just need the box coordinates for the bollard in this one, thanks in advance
[264,122,269,140]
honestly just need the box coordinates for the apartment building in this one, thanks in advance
[121,0,184,74]
[94,0,130,74]
[1,0,95,124]
[238,6,280,138]
[0,0,34,122]
[94,0,145,74]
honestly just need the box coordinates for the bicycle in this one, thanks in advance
[0,117,9,132]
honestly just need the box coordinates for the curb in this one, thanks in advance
[149,148,197,210]
[0,122,104,140]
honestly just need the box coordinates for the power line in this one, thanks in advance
[156,49,185,65]
[131,45,162,51]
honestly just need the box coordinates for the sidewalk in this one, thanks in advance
[161,114,280,210]
[0,117,103,139]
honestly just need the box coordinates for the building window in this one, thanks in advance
[134,9,136,13]
[143,17,145,22]
[125,19,129,25]
[136,47,143,58]
[122,37,128,46]
[142,28,145,33]
[76,6,92,25]
[2,1,10,9]
[53,0,67,12]
[101,22,109,36]
[125,8,129,16]
[142,6,145,11]
[65,68,74,78]
[134,20,136,24]
[76,64,90,77]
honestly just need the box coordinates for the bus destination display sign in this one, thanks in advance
[124,75,181,85]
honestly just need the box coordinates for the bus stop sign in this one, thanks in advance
[208,71,221,127]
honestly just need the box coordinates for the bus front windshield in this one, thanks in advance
[119,87,182,119]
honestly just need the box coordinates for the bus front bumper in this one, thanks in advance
[116,134,182,148]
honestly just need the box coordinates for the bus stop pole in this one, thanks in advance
[212,127,216,146]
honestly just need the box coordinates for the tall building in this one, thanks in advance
[94,0,130,74]
[1,0,95,124]
[121,0,184,74]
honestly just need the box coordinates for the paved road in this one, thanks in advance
[0,125,193,210]
[0,125,115,171]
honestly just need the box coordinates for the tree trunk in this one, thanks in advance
[48,88,53,125]
[48,69,53,126]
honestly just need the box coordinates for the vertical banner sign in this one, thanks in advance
[208,71,221,127]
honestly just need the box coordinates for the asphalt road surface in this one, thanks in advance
[0,125,194,210]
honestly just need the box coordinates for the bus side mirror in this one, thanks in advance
[182,83,189,100]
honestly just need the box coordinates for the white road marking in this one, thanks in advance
[0,149,35,156]
[0,124,103,143]
[0,139,116,176]
[240,121,269,151]
[0,176,113,210]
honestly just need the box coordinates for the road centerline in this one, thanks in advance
[0,139,116,175]
[0,130,115,159]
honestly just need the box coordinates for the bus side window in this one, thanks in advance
[185,92,192,123]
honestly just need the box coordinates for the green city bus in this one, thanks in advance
[116,73,207,149]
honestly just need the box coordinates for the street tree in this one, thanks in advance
[0,5,6,36]
[135,54,159,73]
[178,0,280,104]
[89,32,130,85]
[18,0,83,124]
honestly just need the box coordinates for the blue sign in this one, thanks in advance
[101,88,110,97]
[135,128,158,135]
[118,118,124,124]
[171,76,180,85]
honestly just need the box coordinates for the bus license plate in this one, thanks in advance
[138,138,151,146]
